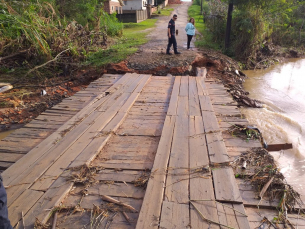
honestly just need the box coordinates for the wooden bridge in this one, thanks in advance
[1,71,304,228]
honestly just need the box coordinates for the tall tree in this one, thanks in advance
[224,0,233,49]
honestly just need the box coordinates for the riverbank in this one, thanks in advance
[1,2,304,227]
[241,58,305,200]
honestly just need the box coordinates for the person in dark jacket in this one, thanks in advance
[166,14,181,55]
[0,175,12,229]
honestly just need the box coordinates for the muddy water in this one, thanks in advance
[241,58,305,198]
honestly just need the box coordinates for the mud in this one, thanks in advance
[0,70,102,131]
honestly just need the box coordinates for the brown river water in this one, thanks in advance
[241,58,305,198]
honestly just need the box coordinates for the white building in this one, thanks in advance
[122,0,155,11]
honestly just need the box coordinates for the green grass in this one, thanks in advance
[153,7,174,16]
[87,19,157,66]
[188,3,220,50]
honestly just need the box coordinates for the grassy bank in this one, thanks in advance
[87,19,157,66]
[153,7,174,16]
[187,3,220,50]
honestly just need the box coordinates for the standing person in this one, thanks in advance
[0,175,13,229]
[185,18,195,50]
[166,14,181,55]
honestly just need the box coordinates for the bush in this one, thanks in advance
[101,12,123,36]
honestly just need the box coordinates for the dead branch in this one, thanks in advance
[25,49,70,76]
[100,195,138,212]
[0,49,29,62]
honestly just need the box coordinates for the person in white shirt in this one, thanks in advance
[185,18,195,50]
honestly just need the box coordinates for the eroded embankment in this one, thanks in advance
[0,50,263,131]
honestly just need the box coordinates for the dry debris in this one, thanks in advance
[226,124,267,149]
[131,171,150,189]
[67,165,102,188]
[231,148,304,222]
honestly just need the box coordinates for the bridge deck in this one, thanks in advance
[1,72,304,228]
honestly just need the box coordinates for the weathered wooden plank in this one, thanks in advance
[2,73,136,186]
[98,136,159,156]
[0,153,23,162]
[164,115,189,204]
[176,96,189,117]
[136,116,176,229]
[188,77,201,116]
[233,204,250,228]
[189,116,209,167]
[189,114,218,228]
[8,189,44,227]
[213,106,240,115]
[190,201,219,229]
[190,178,219,229]
[179,76,189,97]
[212,167,243,204]
[31,74,149,188]
[196,76,208,96]
[4,74,140,206]
[95,183,145,199]
[101,212,139,229]
[199,95,214,112]
[202,111,220,132]
[206,132,230,164]
[0,161,13,169]
[23,177,73,227]
[95,160,153,170]
[30,176,56,191]
[167,76,181,115]
[117,119,164,136]
[69,75,151,168]
[94,170,143,183]
[159,201,189,228]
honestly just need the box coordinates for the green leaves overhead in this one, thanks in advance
[202,0,305,60]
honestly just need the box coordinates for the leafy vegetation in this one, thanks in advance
[0,0,161,79]
[0,0,123,80]
[187,4,220,50]
[87,19,157,66]
[153,7,174,16]
[188,0,305,65]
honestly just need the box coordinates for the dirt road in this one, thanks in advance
[126,2,199,75]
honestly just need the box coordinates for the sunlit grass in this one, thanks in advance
[188,3,220,50]
[153,7,174,16]
[87,19,157,66]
